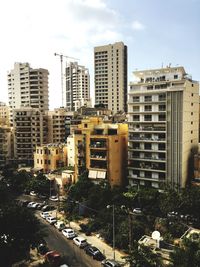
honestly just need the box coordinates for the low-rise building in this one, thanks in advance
[34,143,67,173]
[73,117,128,187]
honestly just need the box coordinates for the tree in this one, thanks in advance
[26,173,50,195]
[170,238,200,267]
[124,241,163,267]
[0,203,45,266]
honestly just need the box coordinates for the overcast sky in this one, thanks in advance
[0,0,199,109]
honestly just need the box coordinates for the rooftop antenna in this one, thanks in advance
[54,53,79,107]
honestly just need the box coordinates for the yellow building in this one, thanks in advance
[34,143,67,173]
[73,117,128,187]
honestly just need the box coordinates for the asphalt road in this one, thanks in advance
[36,212,102,267]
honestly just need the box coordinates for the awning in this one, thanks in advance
[97,171,106,179]
[88,170,97,179]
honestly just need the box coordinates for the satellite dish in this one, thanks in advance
[151,231,160,240]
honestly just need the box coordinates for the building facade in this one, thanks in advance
[8,62,49,124]
[34,143,67,173]
[0,126,12,166]
[128,66,199,188]
[46,108,74,143]
[0,102,10,126]
[13,108,46,164]
[94,42,127,113]
[64,62,90,111]
[73,117,128,187]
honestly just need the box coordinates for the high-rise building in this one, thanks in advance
[8,62,49,124]
[94,42,127,113]
[46,108,74,143]
[128,66,199,188]
[13,108,46,164]
[64,62,90,111]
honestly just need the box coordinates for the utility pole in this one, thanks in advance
[54,53,79,107]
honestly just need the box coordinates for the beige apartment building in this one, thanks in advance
[64,62,90,111]
[0,102,10,126]
[8,62,49,125]
[13,108,46,163]
[34,143,67,173]
[46,108,74,143]
[94,42,127,113]
[0,126,12,166]
[128,66,199,188]
[73,117,128,187]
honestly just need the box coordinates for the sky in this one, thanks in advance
[0,0,199,109]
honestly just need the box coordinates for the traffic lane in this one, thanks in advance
[38,215,102,267]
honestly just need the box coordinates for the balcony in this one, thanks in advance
[129,126,166,132]
[129,156,166,162]
[90,140,107,149]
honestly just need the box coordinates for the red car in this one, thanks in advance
[45,250,61,266]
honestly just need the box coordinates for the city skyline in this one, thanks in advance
[0,0,199,109]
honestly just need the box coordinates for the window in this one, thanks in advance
[191,112,193,115]
[133,106,140,112]
[159,104,166,111]
[159,114,166,121]
[133,115,140,121]
[144,96,152,102]
[159,94,166,101]
[191,103,193,106]
[144,105,152,111]
[133,96,140,102]
[191,131,193,134]
[144,115,152,121]
[174,75,178,79]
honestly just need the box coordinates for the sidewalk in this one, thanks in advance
[55,212,128,266]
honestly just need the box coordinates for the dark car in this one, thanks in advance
[84,245,105,261]
[37,243,49,255]
[45,250,61,265]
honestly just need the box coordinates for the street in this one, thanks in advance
[36,212,102,267]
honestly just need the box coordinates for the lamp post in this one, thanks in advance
[107,204,115,260]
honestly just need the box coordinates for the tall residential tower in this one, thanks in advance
[8,62,49,124]
[64,62,90,111]
[128,66,199,188]
[94,42,127,114]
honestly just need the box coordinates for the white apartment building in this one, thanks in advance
[94,42,127,114]
[128,66,199,188]
[8,62,49,124]
[64,62,90,111]
[13,108,46,163]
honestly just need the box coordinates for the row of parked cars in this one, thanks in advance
[40,211,122,267]
[18,199,56,212]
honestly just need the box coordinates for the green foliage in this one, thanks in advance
[0,202,45,266]
[124,241,163,267]
[170,238,200,267]
[26,173,50,195]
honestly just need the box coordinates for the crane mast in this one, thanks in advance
[54,53,79,107]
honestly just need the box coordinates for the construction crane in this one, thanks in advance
[54,53,79,107]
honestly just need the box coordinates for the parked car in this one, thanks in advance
[41,205,56,212]
[37,243,49,255]
[40,211,51,219]
[62,228,76,239]
[132,208,142,214]
[84,245,105,261]
[54,221,66,231]
[30,191,37,196]
[73,236,88,248]
[49,195,59,201]
[27,202,36,208]
[45,250,61,265]
[101,259,121,267]
[46,216,57,225]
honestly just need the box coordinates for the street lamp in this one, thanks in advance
[107,204,115,260]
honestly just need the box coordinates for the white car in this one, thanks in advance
[54,221,66,231]
[62,228,76,239]
[40,211,51,219]
[46,216,57,225]
[73,236,88,248]
[49,195,59,201]
[27,202,36,208]
[132,208,142,214]
[30,191,37,196]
